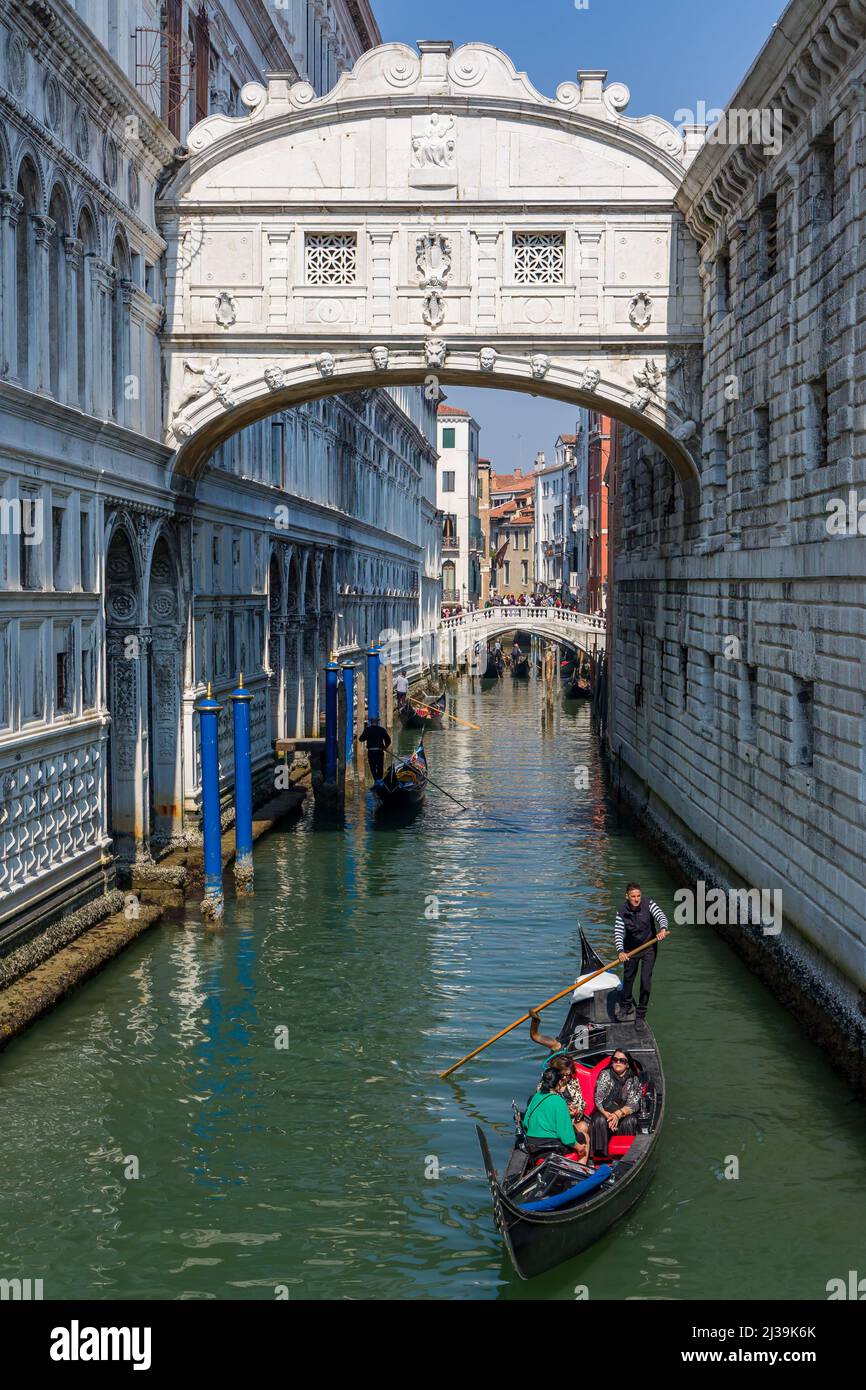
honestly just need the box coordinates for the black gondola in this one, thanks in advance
[397,696,443,729]
[372,742,428,808]
[511,651,530,679]
[563,675,592,700]
[476,928,664,1280]
[481,649,506,681]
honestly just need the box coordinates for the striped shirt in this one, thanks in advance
[614,899,668,952]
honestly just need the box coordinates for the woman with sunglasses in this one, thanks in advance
[590,1050,642,1155]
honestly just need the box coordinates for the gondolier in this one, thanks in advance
[359,715,391,782]
[395,669,409,708]
[614,882,669,1027]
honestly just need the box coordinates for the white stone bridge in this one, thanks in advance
[438,605,607,660]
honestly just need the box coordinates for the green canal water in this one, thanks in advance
[1,676,865,1301]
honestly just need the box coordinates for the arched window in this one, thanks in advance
[76,208,97,411]
[15,159,39,387]
[442,561,456,600]
[110,234,130,422]
[47,186,70,400]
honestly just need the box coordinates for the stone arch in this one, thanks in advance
[159,41,705,524]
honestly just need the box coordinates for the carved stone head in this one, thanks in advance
[479,347,497,372]
[425,338,447,369]
[530,354,550,381]
[581,367,601,392]
[265,366,287,391]
[317,352,336,378]
[371,346,390,371]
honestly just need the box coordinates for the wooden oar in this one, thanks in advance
[438,937,662,1079]
[436,709,481,731]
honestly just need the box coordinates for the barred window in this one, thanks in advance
[513,232,566,285]
[306,233,357,285]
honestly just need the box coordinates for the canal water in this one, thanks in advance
[1,674,865,1301]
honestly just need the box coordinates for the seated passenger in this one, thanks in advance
[590,1050,642,1154]
[548,1054,591,1148]
[522,1067,578,1153]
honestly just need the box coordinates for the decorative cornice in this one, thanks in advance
[679,0,866,244]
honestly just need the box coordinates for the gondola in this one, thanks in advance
[563,675,592,700]
[372,741,428,808]
[476,928,665,1281]
[397,695,443,729]
[510,651,530,679]
[481,649,505,681]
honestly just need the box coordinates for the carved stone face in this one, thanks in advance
[530,354,550,380]
[425,339,447,368]
[371,346,389,370]
[581,367,601,392]
[265,366,286,391]
[479,347,497,372]
[317,353,336,378]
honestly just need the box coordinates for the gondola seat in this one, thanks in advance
[607,1135,636,1157]
[573,1056,612,1116]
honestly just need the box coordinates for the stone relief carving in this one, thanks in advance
[371,346,390,370]
[425,339,447,369]
[215,290,237,328]
[416,231,452,330]
[530,354,551,381]
[580,367,601,391]
[316,352,336,378]
[171,358,236,439]
[411,112,456,168]
[479,347,497,372]
[628,359,664,413]
[628,292,653,330]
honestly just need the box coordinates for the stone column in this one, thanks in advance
[62,234,81,406]
[0,190,23,381]
[31,214,55,395]
[117,277,135,426]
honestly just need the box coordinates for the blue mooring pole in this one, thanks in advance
[229,672,254,896]
[324,658,339,782]
[195,682,224,922]
[341,664,355,766]
[366,645,380,721]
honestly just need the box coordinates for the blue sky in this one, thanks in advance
[372,0,788,469]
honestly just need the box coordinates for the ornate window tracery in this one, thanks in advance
[305,233,357,285]
[513,232,566,285]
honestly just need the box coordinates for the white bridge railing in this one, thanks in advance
[438,605,607,650]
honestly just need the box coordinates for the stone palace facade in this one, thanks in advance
[0,0,439,941]
[608,0,866,1067]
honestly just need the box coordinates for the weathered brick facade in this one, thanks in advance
[608,0,866,1076]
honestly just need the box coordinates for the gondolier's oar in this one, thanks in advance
[436,709,481,731]
[439,937,662,1079]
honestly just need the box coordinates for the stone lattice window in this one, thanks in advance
[513,232,566,285]
[306,233,357,285]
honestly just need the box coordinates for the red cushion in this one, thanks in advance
[607,1135,636,1157]
[573,1057,612,1117]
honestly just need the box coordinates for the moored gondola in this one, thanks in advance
[372,741,428,808]
[563,675,592,700]
[476,928,664,1280]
